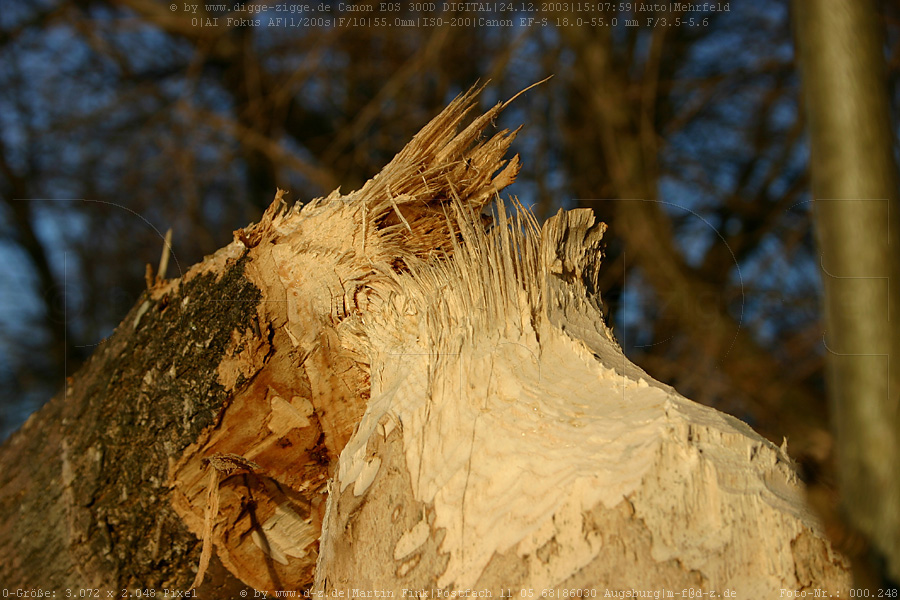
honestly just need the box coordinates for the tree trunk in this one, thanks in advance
[1,87,850,596]
[793,0,900,584]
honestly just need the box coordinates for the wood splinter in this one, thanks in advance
[156,228,173,284]
[190,453,261,591]
[144,227,173,290]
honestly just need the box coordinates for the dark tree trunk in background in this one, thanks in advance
[793,0,900,585]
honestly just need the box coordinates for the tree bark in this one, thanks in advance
[1,87,850,596]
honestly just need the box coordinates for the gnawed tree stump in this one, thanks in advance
[0,86,850,596]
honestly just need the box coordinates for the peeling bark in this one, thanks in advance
[0,86,850,596]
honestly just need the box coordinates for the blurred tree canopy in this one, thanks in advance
[0,0,898,580]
